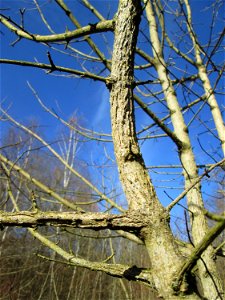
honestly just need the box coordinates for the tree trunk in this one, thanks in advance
[109,1,200,298]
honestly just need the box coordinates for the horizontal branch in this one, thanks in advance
[0,59,106,82]
[204,210,225,222]
[0,211,147,232]
[0,15,114,42]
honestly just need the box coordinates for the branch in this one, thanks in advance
[0,211,148,232]
[172,217,225,292]
[3,176,153,288]
[1,109,124,212]
[55,0,111,69]
[29,228,153,286]
[204,210,225,222]
[0,14,114,42]
[154,0,196,66]
[0,58,179,146]
[166,158,225,211]
[0,153,83,212]
[134,94,183,147]
[27,82,112,142]
[0,59,106,82]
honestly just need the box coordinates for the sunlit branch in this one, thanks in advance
[152,0,165,49]
[29,228,154,286]
[55,0,112,70]
[207,26,225,68]
[81,0,105,22]
[0,153,83,211]
[180,0,218,71]
[0,14,114,42]
[183,0,225,156]
[213,241,225,258]
[51,44,105,63]
[0,211,146,231]
[167,158,225,211]
[134,95,182,147]
[147,163,216,169]
[33,0,55,34]
[204,210,225,222]
[3,186,152,287]
[173,216,225,292]
[1,109,124,212]
[154,0,196,66]
[135,47,155,66]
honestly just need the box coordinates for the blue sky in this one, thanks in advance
[0,1,224,221]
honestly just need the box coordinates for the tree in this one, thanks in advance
[0,0,225,299]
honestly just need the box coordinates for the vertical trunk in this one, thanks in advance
[109,1,200,298]
[110,0,160,214]
[144,1,223,298]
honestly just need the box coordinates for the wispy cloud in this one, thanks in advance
[92,87,110,129]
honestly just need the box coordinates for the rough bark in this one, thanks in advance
[109,0,160,214]
[0,211,146,230]
[109,1,200,298]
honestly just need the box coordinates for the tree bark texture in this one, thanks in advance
[109,0,160,214]
[109,1,200,298]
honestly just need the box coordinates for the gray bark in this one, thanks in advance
[109,1,200,298]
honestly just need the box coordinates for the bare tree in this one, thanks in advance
[0,0,225,299]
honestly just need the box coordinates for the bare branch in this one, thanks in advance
[167,158,225,211]
[1,109,124,212]
[0,211,148,231]
[0,59,106,82]
[173,217,225,292]
[29,228,154,286]
[0,14,114,42]
[0,153,84,211]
